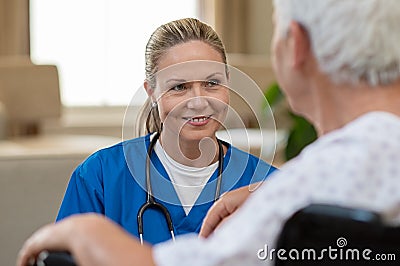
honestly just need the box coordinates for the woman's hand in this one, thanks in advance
[199,185,255,238]
[17,214,155,266]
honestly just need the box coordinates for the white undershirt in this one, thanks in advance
[154,140,218,215]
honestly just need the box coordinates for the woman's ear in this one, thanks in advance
[144,80,156,102]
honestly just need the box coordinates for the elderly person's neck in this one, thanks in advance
[308,74,400,136]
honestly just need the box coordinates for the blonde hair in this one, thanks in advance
[135,18,227,136]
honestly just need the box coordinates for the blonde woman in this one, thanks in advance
[55,18,276,245]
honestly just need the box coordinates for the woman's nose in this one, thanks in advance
[186,83,209,109]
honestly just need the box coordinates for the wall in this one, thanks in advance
[213,0,274,55]
[246,0,274,55]
[0,0,30,56]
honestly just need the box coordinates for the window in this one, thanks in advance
[30,0,200,106]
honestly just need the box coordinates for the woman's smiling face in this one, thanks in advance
[152,40,229,142]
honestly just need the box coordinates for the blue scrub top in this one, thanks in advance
[56,134,277,245]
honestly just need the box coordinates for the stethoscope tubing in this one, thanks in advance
[137,132,224,245]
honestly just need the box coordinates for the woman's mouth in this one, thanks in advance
[185,115,212,126]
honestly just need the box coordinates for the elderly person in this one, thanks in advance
[17,0,400,265]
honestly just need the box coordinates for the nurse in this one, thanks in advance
[56,17,277,245]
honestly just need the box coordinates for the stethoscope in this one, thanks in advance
[137,132,224,244]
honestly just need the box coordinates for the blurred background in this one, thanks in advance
[0,1,315,265]
[0,0,279,137]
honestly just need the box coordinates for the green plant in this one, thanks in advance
[264,82,317,161]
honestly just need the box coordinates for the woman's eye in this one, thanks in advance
[205,79,220,87]
[171,83,187,91]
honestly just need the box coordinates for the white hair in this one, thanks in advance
[273,0,400,86]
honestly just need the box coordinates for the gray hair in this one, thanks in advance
[273,0,400,86]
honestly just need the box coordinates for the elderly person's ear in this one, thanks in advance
[289,21,311,68]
